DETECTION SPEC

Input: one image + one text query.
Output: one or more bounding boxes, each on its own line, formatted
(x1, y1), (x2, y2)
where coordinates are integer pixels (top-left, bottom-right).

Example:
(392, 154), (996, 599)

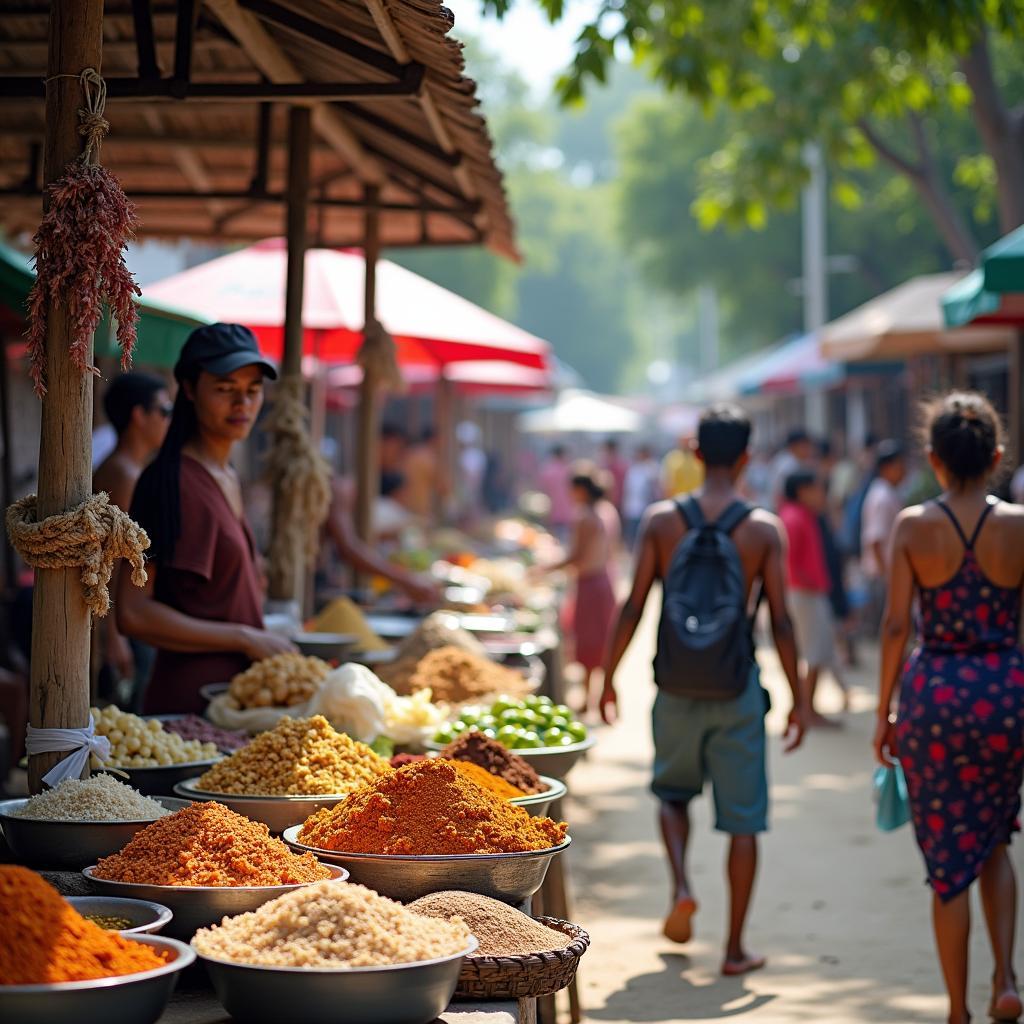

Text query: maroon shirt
(143, 456), (263, 714)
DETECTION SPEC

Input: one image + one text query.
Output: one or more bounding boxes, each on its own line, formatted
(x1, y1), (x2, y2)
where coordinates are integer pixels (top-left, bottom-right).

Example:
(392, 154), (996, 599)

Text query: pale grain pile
(409, 891), (571, 957)
(92, 705), (218, 768)
(12, 774), (169, 822)
(229, 653), (330, 709)
(192, 880), (471, 967)
(195, 715), (390, 796)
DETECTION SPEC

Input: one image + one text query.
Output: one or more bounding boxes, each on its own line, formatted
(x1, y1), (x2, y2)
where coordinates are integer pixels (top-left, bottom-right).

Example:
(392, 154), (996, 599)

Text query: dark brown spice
(439, 730), (545, 794)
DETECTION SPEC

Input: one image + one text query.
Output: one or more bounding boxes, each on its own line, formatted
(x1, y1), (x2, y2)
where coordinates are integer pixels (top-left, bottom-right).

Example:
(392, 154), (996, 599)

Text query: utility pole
(802, 142), (828, 436)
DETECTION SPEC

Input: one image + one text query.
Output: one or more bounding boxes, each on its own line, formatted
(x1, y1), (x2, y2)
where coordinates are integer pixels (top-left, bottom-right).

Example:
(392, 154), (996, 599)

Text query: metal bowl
(0, 934), (194, 1024)
(0, 797), (192, 869)
(291, 631), (359, 660)
(116, 759), (223, 797)
(82, 864), (349, 940)
(510, 775), (567, 818)
(364, 613), (421, 640)
(173, 778), (350, 834)
(66, 896), (174, 935)
(347, 648), (398, 668)
(194, 938), (478, 1024)
(510, 736), (596, 781)
(282, 828), (571, 904)
(198, 681), (229, 704)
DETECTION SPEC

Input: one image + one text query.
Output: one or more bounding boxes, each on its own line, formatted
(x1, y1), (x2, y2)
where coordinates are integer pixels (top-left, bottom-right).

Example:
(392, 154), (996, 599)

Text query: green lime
(548, 715), (570, 731)
(490, 697), (517, 716)
(499, 708), (521, 726)
(556, 733), (576, 746)
(481, 727), (498, 739)
(518, 730), (542, 749)
(497, 725), (519, 741)
(542, 727), (566, 745)
(478, 715), (499, 730)
(450, 720), (468, 735)
(433, 726), (455, 745)
(566, 722), (588, 742)
(554, 704), (573, 719)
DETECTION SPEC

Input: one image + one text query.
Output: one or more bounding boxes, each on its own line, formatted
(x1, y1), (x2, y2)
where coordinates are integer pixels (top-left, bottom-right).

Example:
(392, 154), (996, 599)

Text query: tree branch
(856, 118), (922, 180)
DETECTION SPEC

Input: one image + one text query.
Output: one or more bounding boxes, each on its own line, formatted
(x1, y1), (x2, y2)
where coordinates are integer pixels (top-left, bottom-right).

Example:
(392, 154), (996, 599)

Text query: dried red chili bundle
(25, 70), (140, 397)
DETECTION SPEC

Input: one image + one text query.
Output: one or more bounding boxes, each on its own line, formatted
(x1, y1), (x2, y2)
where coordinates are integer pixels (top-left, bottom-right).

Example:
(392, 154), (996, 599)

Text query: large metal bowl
(173, 778), (350, 833)
(291, 631), (359, 660)
(116, 759), (223, 797)
(363, 613), (421, 640)
(510, 775), (567, 818)
(66, 896), (174, 935)
(0, 796), (192, 869)
(0, 934), (194, 1024)
(82, 863), (349, 940)
(282, 828), (571, 904)
(347, 648), (398, 668)
(194, 938), (478, 1024)
(511, 736), (596, 780)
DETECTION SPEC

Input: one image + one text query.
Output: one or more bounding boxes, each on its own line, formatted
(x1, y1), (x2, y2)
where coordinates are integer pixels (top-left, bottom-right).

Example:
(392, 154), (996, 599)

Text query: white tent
(518, 389), (643, 434)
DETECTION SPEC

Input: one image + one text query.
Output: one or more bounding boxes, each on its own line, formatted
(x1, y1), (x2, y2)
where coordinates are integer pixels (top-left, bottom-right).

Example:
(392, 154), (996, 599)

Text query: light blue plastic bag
(874, 761), (911, 832)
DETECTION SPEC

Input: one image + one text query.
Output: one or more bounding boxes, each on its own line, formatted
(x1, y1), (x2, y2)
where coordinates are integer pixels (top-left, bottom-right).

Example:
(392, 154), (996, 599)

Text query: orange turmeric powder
(443, 758), (526, 799)
(299, 759), (567, 855)
(0, 865), (167, 984)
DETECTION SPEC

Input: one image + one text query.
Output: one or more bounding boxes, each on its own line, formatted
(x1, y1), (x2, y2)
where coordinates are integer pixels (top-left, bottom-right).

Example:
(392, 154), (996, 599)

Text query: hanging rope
(357, 318), (405, 392)
(266, 376), (333, 595)
(26, 67), (140, 397)
(5, 492), (150, 618)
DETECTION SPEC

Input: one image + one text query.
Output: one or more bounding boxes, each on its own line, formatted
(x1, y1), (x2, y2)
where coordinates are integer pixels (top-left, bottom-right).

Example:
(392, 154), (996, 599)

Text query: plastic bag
(307, 664), (388, 743)
(873, 761), (911, 832)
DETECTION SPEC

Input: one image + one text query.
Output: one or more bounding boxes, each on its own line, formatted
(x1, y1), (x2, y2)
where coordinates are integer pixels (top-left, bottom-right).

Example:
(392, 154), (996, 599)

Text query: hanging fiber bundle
(25, 69), (140, 397)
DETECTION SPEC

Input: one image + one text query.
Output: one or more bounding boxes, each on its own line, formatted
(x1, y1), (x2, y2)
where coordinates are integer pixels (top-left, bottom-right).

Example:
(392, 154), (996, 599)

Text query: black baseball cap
(173, 323), (278, 382)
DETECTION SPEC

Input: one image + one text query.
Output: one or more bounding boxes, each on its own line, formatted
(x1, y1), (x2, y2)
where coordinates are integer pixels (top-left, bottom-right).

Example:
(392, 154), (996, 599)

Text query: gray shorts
(788, 589), (835, 668)
(651, 664), (769, 834)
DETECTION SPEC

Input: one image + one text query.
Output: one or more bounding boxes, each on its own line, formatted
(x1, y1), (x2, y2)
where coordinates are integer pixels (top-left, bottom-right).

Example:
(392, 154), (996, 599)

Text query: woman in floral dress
(875, 392), (1024, 1024)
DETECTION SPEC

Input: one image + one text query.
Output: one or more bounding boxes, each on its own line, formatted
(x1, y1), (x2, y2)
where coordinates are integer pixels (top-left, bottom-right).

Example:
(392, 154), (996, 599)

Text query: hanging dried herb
(25, 70), (140, 397)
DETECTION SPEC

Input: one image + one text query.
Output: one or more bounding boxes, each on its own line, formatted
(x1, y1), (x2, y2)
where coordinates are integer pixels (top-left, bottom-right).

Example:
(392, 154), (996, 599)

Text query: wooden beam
(172, 0), (200, 96)
(204, 0), (385, 185)
(343, 103), (461, 167)
(249, 101), (272, 192)
(268, 104), (311, 604)
(29, 0), (104, 792)
(238, 0), (411, 80)
(0, 75), (424, 102)
(354, 186), (381, 548)
(131, 0), (161, 78)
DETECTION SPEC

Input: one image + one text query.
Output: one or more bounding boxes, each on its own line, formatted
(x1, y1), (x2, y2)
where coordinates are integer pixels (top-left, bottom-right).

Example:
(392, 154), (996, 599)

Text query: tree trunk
(28, 2), (105, 792)
(959, 33), (1024, 233)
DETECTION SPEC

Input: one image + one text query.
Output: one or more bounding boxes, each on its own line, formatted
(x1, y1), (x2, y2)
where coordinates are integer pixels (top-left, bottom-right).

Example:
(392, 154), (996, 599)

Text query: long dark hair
(130, 366), (200, 565)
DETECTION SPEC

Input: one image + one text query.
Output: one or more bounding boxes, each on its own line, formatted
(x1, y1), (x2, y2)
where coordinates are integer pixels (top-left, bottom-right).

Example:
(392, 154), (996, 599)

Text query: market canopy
(942, 225), (1024, 327)
(518, 389), (643, 434)
(0, 0), (516, 257)
(0, 240), (208, 363)
(144, 238), (550, 368)
(328, 359), (553, 395)
(821, 272), (1016, 362)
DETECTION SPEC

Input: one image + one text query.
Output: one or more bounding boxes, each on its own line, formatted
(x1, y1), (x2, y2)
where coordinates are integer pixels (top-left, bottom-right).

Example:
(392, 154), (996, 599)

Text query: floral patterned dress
(897, 498), (1024, 902)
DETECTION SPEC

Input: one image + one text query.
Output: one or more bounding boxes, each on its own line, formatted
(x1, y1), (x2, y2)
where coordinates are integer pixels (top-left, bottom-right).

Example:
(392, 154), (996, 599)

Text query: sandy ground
(562, 595), (1024, 1024)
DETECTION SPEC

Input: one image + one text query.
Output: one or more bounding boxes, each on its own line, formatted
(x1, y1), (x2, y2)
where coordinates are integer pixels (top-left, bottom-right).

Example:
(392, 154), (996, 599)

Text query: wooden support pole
(267, 103), (311, 606)
(28, 1), (104, 792)
(0, 340), (16, 593)
(354, 187), (381, 548)
(1010, 330), (1024, 466)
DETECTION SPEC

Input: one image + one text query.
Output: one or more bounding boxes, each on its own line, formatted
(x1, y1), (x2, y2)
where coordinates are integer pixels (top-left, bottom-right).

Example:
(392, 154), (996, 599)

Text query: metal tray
(66, 896), (174, 935)
(281, 828), (571, 904)
(82, 863), (348, 940)
(173, 778), (351, 834)
(0, 796), (191, 869)
(194, 939), (477, 1024)
(0, 934), (194, 1024)
(509, 775), (567, 818)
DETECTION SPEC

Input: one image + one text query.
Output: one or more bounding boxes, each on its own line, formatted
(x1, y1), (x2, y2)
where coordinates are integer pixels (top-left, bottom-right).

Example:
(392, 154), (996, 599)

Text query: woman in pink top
(778, 469), (845, 726)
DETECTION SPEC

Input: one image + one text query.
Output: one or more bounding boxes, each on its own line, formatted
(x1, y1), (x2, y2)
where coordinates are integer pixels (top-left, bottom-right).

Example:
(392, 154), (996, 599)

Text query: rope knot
(77, 67), (109, 163)
(5, 492), (150, 617)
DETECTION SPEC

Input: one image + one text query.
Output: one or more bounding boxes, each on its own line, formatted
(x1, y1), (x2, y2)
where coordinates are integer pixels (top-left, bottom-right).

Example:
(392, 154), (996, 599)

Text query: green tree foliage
(482, 0), (1024, 260)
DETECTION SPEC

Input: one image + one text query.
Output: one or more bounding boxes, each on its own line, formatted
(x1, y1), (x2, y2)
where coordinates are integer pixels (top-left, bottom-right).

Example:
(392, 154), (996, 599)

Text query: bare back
(898, 497), (1024, 592)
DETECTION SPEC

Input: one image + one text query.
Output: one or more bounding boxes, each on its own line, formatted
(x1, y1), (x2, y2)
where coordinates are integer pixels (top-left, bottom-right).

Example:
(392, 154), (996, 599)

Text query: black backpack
(653, 497), (756, 700)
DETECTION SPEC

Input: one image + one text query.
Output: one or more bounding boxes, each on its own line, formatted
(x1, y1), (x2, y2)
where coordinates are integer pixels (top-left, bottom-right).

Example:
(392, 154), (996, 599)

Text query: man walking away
(860, 441), (906, 630)
(601, 404), (805, 977)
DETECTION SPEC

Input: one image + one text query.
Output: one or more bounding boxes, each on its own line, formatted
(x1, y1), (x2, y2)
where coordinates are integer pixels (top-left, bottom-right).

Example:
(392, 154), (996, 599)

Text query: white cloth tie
(25, 714), (111, 787)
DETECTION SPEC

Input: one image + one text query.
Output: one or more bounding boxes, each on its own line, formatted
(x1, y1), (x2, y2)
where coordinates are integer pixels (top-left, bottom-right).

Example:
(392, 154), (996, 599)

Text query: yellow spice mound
(196, 715), (390, 796)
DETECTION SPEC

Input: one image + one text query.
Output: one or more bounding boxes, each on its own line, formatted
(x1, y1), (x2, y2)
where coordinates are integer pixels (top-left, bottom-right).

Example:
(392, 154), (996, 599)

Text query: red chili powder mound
(0, 865), (168, 984)
(93, 801), (332, 886)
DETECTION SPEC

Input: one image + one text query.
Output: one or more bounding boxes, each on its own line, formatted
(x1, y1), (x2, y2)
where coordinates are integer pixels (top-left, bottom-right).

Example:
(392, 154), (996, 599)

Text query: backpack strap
(714, 500), (754, 535)
(675, 496), (705, 531)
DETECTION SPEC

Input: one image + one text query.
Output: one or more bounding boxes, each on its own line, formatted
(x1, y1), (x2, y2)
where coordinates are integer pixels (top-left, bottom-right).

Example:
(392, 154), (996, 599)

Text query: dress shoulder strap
(934, 496), (998, 551)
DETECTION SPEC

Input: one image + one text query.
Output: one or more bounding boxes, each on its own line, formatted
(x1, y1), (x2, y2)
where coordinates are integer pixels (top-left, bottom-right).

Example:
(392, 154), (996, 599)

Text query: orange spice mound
(444, 758), (525, 799)
(93, 801), (332, 886)
(0, 865), (168, 984)
(299, 759), (566, 855)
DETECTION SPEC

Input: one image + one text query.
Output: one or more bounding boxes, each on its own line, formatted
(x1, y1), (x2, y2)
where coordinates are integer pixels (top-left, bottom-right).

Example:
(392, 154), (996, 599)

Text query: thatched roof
(0, 0), (517, 258)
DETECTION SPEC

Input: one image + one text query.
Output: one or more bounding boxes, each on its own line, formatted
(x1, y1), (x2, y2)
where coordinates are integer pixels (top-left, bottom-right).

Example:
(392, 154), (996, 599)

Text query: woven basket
(452, 916), (591, 1001)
